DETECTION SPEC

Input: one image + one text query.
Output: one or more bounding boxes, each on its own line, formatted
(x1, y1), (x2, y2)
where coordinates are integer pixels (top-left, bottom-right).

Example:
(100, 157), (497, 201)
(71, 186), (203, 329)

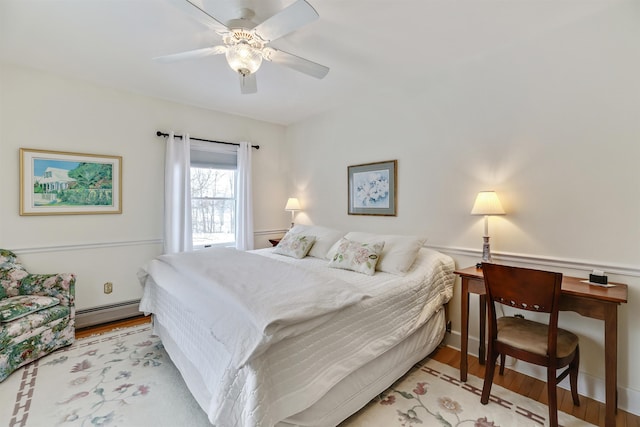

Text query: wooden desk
(455, 266), (628, 427)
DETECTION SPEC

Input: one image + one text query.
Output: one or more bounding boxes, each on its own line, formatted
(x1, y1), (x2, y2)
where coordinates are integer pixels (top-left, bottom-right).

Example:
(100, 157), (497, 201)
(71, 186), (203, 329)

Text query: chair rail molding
(254, 228), (289, 236)
(12, 239), (163, 255)
(11, 230), (289, 254)
(427, 244), (640, 278)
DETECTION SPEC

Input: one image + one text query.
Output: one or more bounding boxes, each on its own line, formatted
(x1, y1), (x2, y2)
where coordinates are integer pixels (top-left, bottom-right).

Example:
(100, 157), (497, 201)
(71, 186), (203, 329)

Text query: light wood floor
(77, 317), (639, 427)
(75, 315), (153, 339)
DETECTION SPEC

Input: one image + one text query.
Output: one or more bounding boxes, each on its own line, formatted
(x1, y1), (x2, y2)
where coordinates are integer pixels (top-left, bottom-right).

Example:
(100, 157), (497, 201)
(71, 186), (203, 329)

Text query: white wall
(0, 63), (290, 311)
(286, 2), (640, 413)
(1, 0), (638, 415)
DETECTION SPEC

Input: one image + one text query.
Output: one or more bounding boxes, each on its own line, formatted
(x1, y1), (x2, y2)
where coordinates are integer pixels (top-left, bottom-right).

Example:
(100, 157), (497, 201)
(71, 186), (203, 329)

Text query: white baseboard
(76, 300), (142, 329)
(443, 331), (640, 416)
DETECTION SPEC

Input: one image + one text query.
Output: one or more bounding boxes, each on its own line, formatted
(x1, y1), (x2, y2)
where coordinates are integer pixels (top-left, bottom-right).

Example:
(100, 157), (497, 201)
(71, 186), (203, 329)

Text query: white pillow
(273, 232), (316, 259)
(288, 224), (345, 259)
(339, 232), (427, 275)
(327, 238), (384, 276)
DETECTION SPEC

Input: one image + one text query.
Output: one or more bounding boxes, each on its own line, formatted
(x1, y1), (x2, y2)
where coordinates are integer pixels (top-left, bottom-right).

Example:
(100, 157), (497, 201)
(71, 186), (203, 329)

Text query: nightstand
(268, 238), (281, 247)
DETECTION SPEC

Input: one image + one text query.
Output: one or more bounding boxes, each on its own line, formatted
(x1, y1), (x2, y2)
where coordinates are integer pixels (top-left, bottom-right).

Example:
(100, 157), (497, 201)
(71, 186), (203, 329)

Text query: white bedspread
(138, 248), (369, 368)
(139, 247), (455, 427)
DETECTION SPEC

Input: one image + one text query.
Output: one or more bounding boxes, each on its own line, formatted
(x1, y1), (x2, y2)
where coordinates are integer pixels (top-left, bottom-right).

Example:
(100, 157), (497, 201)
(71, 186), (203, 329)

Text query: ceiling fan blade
(239, 73), (258, 94)
(267, 49), (329, 79)
(154, 46), (226, 62)
(170, 0), (229, 31)
(253, 0), (319, 42)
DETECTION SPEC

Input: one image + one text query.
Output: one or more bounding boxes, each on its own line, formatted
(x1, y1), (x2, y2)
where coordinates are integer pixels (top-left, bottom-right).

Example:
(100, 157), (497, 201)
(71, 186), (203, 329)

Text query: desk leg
(460, 278), (469, 382)
(604, 304), (618, 427)
(478, 294), (486, 365)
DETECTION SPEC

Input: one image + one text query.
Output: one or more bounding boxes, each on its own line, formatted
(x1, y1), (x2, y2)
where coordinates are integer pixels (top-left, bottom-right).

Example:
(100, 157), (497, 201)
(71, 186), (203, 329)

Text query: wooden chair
(480, 263), (580, 427)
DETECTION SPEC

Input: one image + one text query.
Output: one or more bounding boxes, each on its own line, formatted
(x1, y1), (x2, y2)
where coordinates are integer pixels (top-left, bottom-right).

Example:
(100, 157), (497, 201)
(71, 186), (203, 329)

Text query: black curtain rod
(156, 131), (259, 150)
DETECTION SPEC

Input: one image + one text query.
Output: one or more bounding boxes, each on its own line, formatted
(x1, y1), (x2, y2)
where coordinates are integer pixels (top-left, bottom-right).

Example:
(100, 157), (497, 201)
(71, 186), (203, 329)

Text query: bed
(138, 226), (455, 427)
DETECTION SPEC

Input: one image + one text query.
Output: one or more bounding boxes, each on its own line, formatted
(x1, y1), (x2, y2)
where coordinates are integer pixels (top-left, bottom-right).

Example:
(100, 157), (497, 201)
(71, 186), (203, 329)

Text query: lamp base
(481, 236), (493, 263)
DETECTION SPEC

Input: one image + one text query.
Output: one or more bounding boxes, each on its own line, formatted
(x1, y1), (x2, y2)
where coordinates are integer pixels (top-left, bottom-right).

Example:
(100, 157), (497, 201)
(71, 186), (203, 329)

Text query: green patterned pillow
(273, 232), (316, 259)
(0, 295), (60, 322)
(328, 238), (385, 276)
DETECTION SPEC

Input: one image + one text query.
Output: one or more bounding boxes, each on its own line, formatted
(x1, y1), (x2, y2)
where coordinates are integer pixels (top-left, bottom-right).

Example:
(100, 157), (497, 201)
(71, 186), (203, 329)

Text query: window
(190, 145), (237, 248)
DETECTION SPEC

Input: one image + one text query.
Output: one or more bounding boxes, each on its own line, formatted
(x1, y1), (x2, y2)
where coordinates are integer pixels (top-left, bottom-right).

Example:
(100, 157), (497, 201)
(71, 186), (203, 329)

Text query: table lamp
(471, 191), (505, 263)
(284, 197), (301, 228)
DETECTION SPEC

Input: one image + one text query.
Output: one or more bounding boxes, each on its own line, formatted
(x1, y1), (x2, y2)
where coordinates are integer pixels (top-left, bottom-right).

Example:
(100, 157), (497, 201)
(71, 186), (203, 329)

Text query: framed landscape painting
(348, 160), (397, 216)
(20, 148), (122, 215)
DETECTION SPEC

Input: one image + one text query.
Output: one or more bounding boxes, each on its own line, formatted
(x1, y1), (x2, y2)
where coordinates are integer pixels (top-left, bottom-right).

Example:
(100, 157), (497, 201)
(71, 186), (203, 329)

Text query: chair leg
(547, 367), (559, 427)
(481, 350), (499, 405)
(499, 353), (506, 375)
(570, 346), (580, 406)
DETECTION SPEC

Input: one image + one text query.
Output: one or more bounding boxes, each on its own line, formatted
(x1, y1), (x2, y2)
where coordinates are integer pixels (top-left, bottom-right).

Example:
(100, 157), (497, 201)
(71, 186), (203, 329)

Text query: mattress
(139, 247), (454, 427)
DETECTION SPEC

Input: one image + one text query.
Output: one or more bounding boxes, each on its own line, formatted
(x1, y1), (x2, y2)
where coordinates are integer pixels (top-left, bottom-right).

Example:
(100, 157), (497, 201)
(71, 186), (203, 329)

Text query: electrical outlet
(104, 282), (113, 294)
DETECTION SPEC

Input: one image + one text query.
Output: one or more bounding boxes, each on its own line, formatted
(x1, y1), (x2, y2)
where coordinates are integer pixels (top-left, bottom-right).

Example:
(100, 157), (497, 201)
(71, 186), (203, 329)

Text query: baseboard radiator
(75, 299), (142, 329)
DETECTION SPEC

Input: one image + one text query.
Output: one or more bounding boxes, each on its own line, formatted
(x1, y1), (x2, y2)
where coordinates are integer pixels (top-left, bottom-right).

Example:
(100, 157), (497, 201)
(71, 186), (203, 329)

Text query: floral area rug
(0, 324), (209, 427)
(0, 324), (594, 427)
(342, 359), (594, 427)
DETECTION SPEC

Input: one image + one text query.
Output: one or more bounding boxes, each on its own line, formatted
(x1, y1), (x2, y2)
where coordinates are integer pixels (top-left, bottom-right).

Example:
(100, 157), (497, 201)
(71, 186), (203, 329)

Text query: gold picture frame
(20, 148), (122, 215)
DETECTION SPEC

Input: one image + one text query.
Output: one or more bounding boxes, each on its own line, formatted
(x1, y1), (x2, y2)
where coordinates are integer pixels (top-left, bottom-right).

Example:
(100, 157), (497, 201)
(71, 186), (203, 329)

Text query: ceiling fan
(156, 0), (330, 94)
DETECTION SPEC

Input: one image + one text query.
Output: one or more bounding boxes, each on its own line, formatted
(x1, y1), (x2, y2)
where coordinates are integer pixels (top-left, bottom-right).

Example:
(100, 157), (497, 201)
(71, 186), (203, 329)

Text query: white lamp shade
(471, 191), (505, 215)
(285, 198), (301, 211)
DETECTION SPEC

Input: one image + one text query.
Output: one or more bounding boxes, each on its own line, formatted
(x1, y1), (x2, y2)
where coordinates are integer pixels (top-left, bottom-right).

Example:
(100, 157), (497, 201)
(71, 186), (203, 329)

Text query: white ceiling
(0, 0), (616, 125)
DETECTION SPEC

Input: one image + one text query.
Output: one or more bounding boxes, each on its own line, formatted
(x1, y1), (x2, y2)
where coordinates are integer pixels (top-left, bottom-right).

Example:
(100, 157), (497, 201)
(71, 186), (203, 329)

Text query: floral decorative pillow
(288, 224), (345, 259)
(273, 233), (317, 259)
(0, 294), (60, 323)
(328, 238), (385, 276)
(342, 232), (427, 275)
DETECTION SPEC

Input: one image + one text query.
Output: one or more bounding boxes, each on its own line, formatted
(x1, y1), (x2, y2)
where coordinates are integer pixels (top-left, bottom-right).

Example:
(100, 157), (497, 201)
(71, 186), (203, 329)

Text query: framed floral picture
(20, 148), (122, 215)
(348, 160), (397, 216)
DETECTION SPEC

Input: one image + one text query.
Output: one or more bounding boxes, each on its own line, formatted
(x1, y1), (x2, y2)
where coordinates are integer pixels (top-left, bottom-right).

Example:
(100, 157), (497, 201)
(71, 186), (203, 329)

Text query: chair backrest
(482, 263), (563, 315)
(482, 263), (564, 358)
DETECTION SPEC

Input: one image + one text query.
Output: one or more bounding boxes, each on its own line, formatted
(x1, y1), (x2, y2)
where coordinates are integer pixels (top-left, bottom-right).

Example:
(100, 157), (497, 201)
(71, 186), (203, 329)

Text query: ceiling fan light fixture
(159, 0), (330, 94)
(225, 41), (263, 76)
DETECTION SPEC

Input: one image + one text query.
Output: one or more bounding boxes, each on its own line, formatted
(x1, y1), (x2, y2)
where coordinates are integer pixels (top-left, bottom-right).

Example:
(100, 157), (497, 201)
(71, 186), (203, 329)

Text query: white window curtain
(164, 132), (193, 254)
(236, 141), (254, 250)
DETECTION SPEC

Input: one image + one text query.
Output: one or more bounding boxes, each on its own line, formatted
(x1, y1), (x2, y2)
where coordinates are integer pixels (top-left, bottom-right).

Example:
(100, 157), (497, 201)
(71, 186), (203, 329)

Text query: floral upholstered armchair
(0, 249), (76, 382)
